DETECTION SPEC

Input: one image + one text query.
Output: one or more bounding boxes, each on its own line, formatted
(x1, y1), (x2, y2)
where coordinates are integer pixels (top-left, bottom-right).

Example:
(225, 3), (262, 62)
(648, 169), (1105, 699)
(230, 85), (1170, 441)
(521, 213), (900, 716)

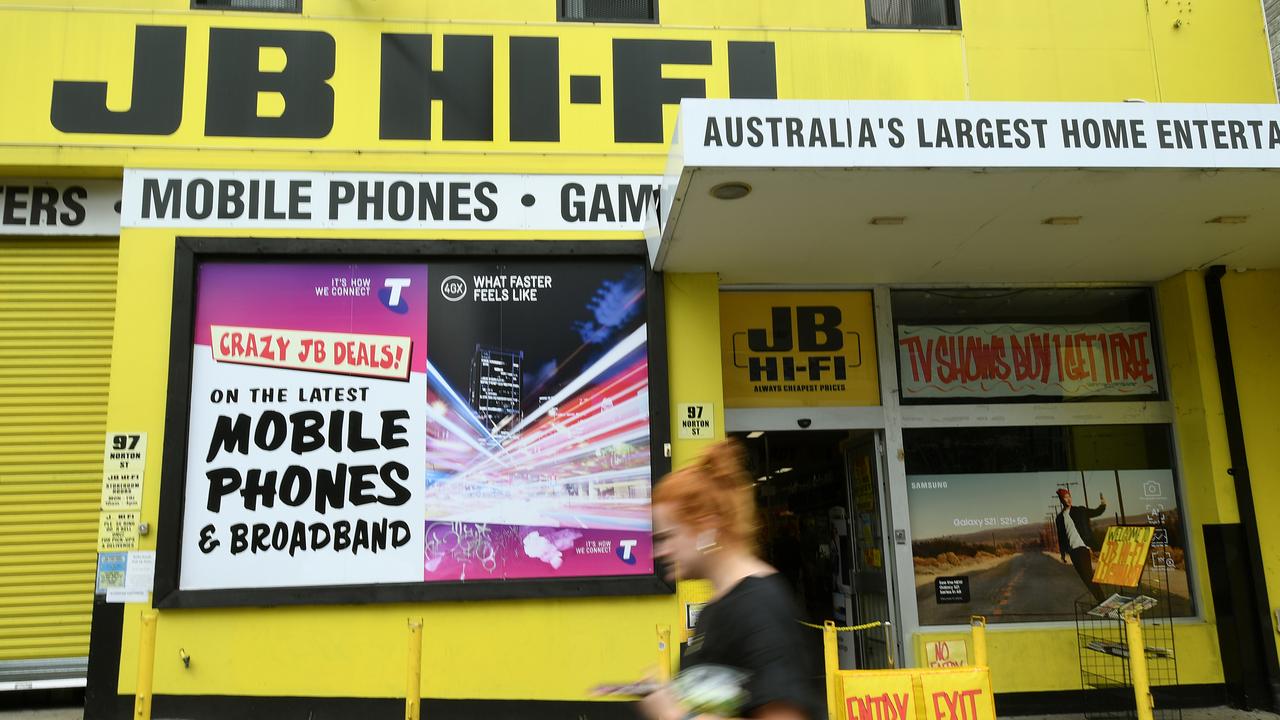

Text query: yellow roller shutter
(0, 238), (117, 683)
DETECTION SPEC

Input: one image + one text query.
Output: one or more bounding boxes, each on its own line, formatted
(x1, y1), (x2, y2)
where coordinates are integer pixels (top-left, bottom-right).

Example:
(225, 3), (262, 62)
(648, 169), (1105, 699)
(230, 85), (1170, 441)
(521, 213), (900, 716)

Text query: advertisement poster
(908, 469), (1191, 624)
(1092, 526), (1156, 588)
(180, 260), (653, 592)
(897, 323), (1158, 399)
(422, 261), (652, 581)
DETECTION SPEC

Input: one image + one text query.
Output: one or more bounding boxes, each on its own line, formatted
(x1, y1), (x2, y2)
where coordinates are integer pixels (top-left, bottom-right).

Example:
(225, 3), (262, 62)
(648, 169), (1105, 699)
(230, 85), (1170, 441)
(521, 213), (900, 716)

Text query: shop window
(904, 424), (1193, 625)
(891, 288), (1164, 405)
(560, 0), (657, 23)
(192, 0), (301, 12)
(867, 0), (960, 29)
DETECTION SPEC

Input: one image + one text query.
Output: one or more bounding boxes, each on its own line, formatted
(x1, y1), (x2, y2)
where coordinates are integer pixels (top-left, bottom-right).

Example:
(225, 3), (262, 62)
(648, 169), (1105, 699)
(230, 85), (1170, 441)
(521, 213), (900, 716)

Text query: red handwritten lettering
(1112, 331), (1153, 382)
(849, 692), (912, 720)
(933, 691), (956, 720)
(899, 336), (930, 382)
(216, 330), (290, 363)
(931, 689), (984, 720)
(962, 688), (982, 719)
(891, 692), (909, 720)
(903, 326), (1154, 395)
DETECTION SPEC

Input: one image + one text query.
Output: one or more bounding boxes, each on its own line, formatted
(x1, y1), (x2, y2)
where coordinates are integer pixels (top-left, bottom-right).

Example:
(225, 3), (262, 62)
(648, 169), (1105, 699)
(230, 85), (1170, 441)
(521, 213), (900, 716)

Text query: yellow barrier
(812, 616), (997, 720)
(799, 620), (884, 632)
(1124, 613), (1155, 720)
(805, 619), (891, 717)
(656, 625), (673, 682)
(405, 618), (423, 720)
(812, 618), (988, 671)
(824, 622), (841, 720)
(970, 617), (988, 668)
(838, 667), (996, 720)
(134, 611), (158, 720)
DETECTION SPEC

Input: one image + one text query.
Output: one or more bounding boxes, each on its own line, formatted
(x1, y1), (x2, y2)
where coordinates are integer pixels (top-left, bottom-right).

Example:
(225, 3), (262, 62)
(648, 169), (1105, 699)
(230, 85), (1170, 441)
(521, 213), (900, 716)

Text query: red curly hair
(652, 439), (759, 552)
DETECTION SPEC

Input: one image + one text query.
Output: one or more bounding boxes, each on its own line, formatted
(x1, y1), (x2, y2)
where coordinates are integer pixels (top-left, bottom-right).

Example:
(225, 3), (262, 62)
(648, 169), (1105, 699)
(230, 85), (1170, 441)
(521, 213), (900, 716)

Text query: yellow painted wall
(914, 624), (1226, 693)
(0, 0), (1273, 175)
(1221, 270), (1280, 660)
(665, 273), (727, 467)
(663, 273), (725, 656)
(6, 0), (1276, 703)
(1157, 273), (1239, 529)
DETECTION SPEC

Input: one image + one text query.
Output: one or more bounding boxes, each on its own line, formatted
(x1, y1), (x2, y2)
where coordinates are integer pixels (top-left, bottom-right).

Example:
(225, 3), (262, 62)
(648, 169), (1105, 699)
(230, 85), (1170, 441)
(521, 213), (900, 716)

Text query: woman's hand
(638, 686), (692, 720)
(637, 688), (732, 720)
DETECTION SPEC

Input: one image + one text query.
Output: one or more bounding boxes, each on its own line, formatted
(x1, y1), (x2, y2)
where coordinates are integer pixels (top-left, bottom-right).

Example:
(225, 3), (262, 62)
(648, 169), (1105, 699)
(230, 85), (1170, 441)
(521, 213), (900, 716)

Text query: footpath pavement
(0, 706), (1277, 720)
(1005, 711), (1277, 720)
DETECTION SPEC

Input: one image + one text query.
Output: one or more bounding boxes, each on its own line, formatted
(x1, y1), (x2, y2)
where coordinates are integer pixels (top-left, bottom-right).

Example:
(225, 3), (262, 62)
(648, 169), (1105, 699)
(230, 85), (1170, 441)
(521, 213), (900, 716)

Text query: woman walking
(639, 440), (826, 720)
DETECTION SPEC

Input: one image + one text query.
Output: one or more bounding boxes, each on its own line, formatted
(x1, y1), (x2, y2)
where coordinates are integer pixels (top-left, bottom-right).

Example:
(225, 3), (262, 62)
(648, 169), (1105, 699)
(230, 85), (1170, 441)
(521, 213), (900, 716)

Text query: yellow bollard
(134, 611), (158, 720)
(656, 625), (673, 682)
(823, 621), (840, 720)
(1124, 613), (1155, 720)
(405, 618), (423, 720)
(970, 616), (988, 668)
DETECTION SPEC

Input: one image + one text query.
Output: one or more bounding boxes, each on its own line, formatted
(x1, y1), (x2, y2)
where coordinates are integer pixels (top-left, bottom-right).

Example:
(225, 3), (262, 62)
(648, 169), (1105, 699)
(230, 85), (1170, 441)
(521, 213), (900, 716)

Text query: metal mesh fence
(1075, 532), (1182, 720)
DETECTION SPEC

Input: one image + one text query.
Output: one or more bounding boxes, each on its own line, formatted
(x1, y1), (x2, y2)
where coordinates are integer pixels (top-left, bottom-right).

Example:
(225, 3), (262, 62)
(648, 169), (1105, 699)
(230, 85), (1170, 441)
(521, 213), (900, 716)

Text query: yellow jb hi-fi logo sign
(41, 23), (777, 147)
(719, 292), (879, 409)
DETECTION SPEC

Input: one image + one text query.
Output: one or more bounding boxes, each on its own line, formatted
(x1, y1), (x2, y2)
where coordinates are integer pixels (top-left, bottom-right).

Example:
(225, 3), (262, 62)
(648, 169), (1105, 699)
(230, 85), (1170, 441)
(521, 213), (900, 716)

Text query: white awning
(648, 99), (1280, 283)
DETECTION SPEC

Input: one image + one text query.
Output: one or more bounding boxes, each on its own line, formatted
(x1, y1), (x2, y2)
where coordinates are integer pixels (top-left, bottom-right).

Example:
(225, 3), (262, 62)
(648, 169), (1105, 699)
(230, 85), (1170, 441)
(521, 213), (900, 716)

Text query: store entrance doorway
(735, 430), (899, 670)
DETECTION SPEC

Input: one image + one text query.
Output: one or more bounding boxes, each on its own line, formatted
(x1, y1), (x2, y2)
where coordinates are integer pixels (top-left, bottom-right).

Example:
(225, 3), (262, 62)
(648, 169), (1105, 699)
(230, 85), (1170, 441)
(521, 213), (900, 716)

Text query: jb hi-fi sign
(719, 292), (881, 409)
(741, 306), (860, 385)
(49, 27), (777, 143)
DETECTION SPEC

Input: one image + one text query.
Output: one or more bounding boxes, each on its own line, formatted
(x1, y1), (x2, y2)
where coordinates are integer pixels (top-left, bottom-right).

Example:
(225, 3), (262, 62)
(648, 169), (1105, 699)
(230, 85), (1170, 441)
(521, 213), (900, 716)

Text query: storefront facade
(1, 0), (1279, 716)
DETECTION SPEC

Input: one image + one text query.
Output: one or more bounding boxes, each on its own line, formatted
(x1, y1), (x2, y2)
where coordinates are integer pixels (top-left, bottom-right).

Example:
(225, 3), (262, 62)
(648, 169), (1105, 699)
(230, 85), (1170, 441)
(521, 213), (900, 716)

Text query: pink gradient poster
(181, 263), (430, 590)
(179, 259), (654, 592)
(421, 260), (653, 582)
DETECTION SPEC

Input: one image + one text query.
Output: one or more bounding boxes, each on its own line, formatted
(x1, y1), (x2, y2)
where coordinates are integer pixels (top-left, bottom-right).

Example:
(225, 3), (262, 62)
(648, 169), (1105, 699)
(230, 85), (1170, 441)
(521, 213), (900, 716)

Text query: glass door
(841, 431), (899, 668)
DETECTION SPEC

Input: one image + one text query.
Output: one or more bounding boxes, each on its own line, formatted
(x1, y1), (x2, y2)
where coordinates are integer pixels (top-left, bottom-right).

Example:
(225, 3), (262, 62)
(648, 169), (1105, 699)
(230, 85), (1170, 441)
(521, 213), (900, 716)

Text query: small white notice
(106, 550), (156, 604)
(125, 551), (156, 593)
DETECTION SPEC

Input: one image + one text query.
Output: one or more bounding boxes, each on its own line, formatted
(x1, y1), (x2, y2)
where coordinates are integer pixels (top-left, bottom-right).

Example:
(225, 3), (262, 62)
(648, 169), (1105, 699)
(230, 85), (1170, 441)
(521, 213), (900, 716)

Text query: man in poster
(1056, 488), (1107, 601)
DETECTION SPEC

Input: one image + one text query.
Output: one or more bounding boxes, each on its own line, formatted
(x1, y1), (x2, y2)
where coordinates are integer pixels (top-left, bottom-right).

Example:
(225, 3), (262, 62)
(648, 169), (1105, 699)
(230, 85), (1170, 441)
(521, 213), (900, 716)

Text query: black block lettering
(380, 34), (494, 141)
(510, 37), (559, 141)
(205, 29), (335, 138)
(612, 39), (711, 143)
(727, 42), (778, 99)
(51, 26), (186, 135)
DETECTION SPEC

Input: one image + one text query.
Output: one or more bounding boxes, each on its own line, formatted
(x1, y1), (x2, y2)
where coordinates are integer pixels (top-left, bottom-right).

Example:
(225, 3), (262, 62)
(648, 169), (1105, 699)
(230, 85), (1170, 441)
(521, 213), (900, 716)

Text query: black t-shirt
(683, 574), (827, 720)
